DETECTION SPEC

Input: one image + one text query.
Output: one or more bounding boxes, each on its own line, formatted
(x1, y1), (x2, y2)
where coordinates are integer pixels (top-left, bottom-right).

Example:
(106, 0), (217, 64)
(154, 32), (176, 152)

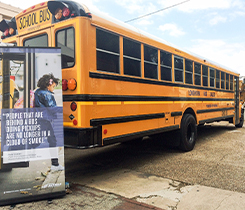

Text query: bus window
(226, 73), (229, 90)
(160, 50), (172, 81)
(202, 65), (208, 87)
(96, 28), (119, 73)
(210, 68), (215, 87)
(221, 71), (225, 89)
(230, 75), (234, 90)
(216, 70), (220, 88)
(144, 45), (158, 79)
(123, 38), (141, 77)
(174, 56), (183, 83)
(194, 63), (201, 86)
(56, 27), (75, 68)
(185, 59), (193, 84)
(24, 34), (48, 47)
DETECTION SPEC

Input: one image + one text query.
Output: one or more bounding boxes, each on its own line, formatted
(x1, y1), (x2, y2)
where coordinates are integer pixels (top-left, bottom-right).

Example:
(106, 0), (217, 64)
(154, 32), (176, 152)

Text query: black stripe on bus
(89, 72), (234, 93)
(63, 94), (234, 102)
(171, 111), (182, 117)
(103, 125), (179, 145)
(197, 107), (234, 114)
(90, 113), (165, 126)
(199, 115), (234, 124)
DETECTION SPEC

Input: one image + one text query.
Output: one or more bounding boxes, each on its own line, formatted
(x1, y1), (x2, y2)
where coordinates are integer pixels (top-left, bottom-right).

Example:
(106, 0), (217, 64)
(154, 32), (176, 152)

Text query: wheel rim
(187, 123), (194, 144)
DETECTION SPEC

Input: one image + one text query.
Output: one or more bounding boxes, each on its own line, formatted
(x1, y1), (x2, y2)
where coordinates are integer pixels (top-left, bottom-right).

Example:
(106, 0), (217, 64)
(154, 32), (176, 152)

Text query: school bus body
(0, 0), (242, 151)
(60, 12), (240, 148)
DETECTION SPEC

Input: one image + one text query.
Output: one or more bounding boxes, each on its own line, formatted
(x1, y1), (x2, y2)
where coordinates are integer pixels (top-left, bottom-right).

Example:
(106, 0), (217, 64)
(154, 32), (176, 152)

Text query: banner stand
(0, 47), (65, 206)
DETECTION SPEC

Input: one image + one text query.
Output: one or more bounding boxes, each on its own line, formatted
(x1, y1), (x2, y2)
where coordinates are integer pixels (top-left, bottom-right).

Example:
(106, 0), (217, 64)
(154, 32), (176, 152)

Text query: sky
(1, 0), (245, 76)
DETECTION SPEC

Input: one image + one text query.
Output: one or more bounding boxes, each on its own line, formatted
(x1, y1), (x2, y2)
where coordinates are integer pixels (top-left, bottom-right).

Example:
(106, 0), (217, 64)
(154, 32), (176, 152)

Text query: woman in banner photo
(35, 73), (64, 172)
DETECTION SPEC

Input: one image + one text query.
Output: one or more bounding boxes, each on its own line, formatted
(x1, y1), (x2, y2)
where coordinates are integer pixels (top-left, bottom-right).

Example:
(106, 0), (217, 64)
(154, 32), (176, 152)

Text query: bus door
(235, 76), (240, 124)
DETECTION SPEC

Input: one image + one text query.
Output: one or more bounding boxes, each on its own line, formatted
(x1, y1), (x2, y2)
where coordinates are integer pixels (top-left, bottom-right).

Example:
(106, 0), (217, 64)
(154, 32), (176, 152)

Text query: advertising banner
(0, 47), (65, 206)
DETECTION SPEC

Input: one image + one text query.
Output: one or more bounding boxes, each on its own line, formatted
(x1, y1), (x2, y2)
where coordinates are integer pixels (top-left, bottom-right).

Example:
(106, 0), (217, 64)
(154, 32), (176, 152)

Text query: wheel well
(183, 108), (197, 123)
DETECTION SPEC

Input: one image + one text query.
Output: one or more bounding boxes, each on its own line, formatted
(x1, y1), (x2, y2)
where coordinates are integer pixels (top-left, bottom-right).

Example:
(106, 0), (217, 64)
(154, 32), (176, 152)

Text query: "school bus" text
(19, 9), (51, 30)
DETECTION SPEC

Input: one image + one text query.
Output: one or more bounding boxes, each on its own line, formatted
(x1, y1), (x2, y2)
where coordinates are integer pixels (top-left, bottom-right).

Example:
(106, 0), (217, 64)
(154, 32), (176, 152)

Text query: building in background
(0, 2), (22, 41)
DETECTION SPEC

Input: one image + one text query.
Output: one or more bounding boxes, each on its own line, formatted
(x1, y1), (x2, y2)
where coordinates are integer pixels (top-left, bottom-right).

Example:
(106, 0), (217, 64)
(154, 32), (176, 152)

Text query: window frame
(185, 59), (193, 85)
(216, 69), (220, 89)
(55, 27), (75, 69)
(221, 71), (225, 89)
(123, 37), (141, 77)
(230, 75), (234, 90)
(96, 28), (120, 74)
(202, 65), (208, 87)
(210, 68), (215, 87)
(174, 55), (184, 83)
(144, 45), (158, 80)
(226, 73), (229, 90)
(160, 50), (172, 82)
(194, 63), (201, 86)
(23, 33), (48, 47)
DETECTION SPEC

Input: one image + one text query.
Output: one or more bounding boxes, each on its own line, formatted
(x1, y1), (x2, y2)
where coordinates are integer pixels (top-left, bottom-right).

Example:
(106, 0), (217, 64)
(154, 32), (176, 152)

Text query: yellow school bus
(0, 0), (243, 153)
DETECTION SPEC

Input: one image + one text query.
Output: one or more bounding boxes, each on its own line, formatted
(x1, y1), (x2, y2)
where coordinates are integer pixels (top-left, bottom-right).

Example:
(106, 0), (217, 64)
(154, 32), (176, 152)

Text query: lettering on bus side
(210, 92), (215, 97)
(19, 9), (51, 30)
(222, 110), (228, 116)
(206, 104), (218, 108)
(188, 90), (200, 96)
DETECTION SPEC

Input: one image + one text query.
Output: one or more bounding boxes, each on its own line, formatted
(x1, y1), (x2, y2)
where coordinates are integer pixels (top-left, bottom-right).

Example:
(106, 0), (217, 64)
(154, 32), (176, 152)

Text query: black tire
(235, 109), (244, 128)
(179, 114), (197, 152)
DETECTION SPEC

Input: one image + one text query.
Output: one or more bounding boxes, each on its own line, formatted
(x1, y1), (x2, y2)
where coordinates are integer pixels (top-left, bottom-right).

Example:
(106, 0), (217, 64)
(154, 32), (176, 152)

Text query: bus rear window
(56, 27), (75, 68)
(24, 34), (48, 47)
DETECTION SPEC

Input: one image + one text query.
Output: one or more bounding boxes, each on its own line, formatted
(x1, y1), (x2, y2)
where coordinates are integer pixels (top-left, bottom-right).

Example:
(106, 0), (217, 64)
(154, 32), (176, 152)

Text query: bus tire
(235, 109), (244, 128)
(179, 114), (197, 152)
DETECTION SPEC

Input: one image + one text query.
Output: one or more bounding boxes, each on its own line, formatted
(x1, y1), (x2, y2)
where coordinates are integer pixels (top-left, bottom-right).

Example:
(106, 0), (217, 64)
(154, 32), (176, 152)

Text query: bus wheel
(179, 114), (197, 152)
(235, 109), (244, 128)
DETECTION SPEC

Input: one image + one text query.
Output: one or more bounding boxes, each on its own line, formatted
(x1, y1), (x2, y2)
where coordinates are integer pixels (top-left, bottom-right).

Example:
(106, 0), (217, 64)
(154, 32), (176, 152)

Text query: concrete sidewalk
(66, 181), (245, 210)
(1, 170), (245, 209)
(70, 169), (245, 210)
(70, 183), (245, 210)
(0, 183), (163, 210)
